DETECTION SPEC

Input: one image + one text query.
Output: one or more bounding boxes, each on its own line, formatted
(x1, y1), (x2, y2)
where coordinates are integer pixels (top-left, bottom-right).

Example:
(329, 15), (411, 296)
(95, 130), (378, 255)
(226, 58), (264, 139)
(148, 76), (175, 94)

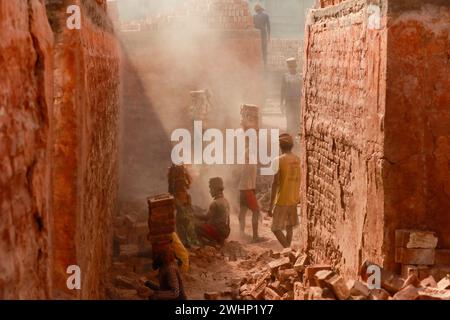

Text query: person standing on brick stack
(268, 133), (301, 248)
(253, 3), (271, 68)
(281, 57), (302, 137)
(195, 177), (231, 246)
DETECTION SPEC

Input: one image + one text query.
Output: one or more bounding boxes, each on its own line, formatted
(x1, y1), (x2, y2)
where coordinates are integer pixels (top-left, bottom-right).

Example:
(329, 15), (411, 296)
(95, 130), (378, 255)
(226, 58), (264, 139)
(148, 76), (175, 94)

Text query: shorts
(197, 223), (228, 243)
(271, 205), (299, 232)
(239, 190), (259, 212)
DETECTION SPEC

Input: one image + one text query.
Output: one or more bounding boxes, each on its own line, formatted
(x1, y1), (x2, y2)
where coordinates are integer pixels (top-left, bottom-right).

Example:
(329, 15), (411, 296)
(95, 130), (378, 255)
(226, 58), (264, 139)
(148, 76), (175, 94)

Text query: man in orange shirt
(268, 133), (301, 248)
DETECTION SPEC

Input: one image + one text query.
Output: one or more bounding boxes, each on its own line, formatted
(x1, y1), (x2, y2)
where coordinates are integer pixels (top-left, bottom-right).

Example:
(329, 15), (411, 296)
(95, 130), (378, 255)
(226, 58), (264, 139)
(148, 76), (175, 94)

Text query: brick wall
(267, 38), (303, 72)
(122, 0), (254, 32)
(0, 0), (54, 299)
(301, 0), (450, 276)
(0, 0), (120, 299)
(46, 0), (120, 299)
(384, 0), (450, 271)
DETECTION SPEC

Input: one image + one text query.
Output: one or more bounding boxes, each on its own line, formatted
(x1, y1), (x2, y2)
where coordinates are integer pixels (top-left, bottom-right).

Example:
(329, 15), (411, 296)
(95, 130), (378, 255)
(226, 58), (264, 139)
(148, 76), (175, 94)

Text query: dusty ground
(184, 211), (302, 299)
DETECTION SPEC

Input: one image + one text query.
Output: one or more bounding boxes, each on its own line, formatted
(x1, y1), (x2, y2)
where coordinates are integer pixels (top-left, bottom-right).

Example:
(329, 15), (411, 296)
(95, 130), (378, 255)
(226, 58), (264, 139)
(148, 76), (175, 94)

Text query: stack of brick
(125, 0), (253, 32)
(240, 104), (259, 130)
(396, 230), (450, 281)
(147, 194), (176, 245)
(267, 39), (303, 72)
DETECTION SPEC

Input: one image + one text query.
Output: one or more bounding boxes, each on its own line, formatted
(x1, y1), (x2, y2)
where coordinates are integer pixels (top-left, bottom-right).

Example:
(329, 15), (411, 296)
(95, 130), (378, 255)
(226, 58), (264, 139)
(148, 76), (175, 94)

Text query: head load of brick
(240, 104), (259, 130)
(147, 194), (176, 245)
(168, 164), (193, 206)
(189, 89), (213, 124)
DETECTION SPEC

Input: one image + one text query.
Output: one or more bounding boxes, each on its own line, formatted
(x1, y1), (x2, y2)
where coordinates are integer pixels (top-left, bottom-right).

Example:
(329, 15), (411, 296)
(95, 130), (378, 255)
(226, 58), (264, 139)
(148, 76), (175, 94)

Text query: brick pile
(240, 104), (259, 130)
(396, 230), (450, 281)
(122, 0), (253, 32)
(267, 39), (303, 71)
(203, 248), (450, 300)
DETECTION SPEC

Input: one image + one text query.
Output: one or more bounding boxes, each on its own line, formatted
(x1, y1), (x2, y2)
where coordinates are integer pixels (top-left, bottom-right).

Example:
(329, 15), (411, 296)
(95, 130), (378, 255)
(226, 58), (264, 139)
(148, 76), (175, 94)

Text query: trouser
(259, 31), (268, 67)
(286, 99), (300, 136)
(239, 190), (260, 238)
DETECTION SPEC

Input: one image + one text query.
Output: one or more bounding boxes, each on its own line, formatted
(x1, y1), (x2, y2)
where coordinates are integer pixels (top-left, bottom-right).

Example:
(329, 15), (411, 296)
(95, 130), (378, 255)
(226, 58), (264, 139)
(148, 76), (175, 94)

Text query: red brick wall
(0, 0), (54, 299)
(384, 0), (450, 271)
(0, 0), (120, 299)
(301, 0), (450, 276)
(300, 0), (387, 277)
(46, 0), (120, 299)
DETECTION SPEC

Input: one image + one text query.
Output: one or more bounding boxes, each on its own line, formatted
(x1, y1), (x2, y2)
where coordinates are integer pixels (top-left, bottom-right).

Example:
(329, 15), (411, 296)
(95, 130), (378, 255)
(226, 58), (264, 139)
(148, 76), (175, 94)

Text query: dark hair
(280, 143), (293, 152)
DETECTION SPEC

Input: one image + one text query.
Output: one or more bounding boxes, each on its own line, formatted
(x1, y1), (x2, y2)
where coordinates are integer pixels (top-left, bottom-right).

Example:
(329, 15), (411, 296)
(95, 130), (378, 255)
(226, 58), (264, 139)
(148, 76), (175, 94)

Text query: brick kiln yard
(2, 0), (450, 301)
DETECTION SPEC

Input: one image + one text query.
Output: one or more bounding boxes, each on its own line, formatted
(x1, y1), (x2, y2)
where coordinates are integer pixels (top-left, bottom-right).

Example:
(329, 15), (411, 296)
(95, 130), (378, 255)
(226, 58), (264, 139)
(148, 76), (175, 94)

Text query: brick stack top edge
(121, 0), (253, 32)
(318, 0), (345, 8)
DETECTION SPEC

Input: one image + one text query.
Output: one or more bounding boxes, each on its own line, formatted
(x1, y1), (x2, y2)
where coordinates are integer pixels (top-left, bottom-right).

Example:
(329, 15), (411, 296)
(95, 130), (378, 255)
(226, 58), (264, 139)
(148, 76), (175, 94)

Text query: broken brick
(305, 264), (332, 282)
(393, 285), (420, 300)
(417, 287), (450, 300)
(293, 282), (306, 300)
(437, 275), (450, 290)
(278, 268), (298, 282)
(395, 230), (438, 249)
(306, 287), (324, 300)
(346, 279), (370, 297)
(361, 261), (406, 294)
(293, 254), (309, 272)
(324, 274), (350, 300)
(264, 287), (281, 300)
(314, 270), (335, 288)
(420, 276), (437, 288)
(369, 288), (391, 300)
(250, 270), (271, 299)
(268, 257), (291, 272)
(401, 274), (420, 289)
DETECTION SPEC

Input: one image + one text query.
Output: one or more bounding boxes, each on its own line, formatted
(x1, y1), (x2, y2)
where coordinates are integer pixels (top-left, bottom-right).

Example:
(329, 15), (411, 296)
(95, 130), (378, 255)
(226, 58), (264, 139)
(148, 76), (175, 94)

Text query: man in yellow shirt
(268, 133), (300, 248)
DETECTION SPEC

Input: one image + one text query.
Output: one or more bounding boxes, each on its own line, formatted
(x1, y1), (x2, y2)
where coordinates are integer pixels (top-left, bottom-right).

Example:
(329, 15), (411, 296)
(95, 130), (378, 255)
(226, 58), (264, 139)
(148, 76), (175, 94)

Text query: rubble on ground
(209, 247), (450, 301)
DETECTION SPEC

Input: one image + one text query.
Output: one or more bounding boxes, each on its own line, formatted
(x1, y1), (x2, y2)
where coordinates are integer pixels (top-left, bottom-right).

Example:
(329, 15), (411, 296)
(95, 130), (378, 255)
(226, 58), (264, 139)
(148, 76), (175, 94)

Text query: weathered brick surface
(300, 0), (387, 276)
(0, 0), (54, 299)
(1, 0), (120, 299)
(46, 0), (120, 299)
(301, 0), (450, 276)
(383, 0), (450, 270)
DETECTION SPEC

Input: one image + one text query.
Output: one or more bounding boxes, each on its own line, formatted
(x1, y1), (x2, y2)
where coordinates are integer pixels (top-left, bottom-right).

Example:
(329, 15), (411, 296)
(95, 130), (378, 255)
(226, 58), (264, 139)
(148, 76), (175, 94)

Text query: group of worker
(144, 132), (301, 300)
(143, 4), (302, 301)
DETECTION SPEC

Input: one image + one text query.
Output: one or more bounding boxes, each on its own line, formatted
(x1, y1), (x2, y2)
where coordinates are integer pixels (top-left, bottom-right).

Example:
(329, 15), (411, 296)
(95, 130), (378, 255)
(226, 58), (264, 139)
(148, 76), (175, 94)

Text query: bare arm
(268, 172), (279, 216)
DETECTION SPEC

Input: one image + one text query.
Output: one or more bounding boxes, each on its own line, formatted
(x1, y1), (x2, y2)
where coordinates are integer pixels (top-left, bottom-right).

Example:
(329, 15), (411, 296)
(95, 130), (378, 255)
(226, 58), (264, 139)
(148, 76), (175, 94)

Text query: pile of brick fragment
(204, 230), (450, 300)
